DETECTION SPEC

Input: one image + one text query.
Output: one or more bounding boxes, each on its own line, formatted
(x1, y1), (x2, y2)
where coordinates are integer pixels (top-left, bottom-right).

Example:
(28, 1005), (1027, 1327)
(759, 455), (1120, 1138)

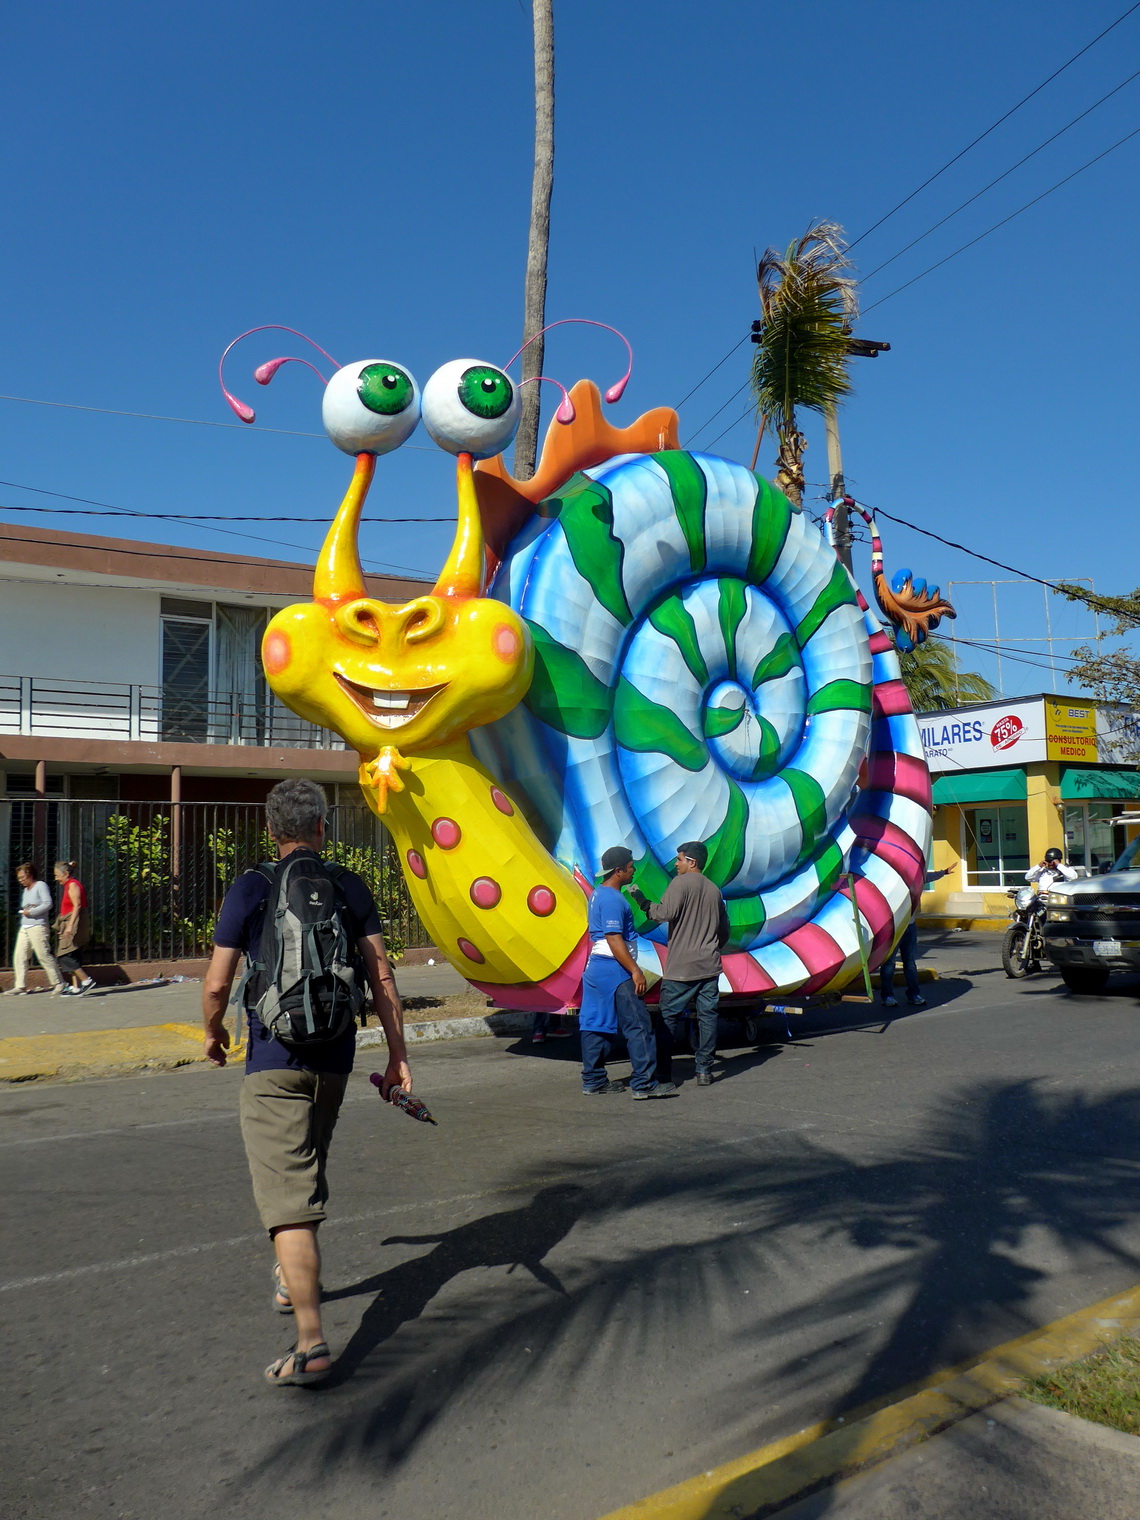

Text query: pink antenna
(218, 324), (341, 424)
(518, 375), (576, 424)
(254, 356), (330, 386)
(502, 318), (633, 405)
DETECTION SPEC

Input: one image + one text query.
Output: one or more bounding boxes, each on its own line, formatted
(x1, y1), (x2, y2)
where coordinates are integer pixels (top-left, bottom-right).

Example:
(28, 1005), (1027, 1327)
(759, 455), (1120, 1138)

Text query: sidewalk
(602, 1284), (1140, 1520)
(0, 961), (532, 1082)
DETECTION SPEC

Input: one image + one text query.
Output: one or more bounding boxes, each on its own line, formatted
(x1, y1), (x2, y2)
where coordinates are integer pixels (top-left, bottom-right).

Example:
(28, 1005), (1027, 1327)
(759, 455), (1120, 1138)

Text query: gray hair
(265, 778), (328, 842)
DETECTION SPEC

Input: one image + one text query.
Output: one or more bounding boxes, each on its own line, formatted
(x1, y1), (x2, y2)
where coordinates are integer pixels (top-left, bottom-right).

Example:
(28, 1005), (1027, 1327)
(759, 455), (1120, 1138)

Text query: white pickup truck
(1041, 817), (1140, 993)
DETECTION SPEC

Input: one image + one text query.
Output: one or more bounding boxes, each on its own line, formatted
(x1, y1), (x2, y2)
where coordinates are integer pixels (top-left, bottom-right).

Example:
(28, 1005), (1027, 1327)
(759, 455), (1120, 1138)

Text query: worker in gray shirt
(627, 841), (729, 1087)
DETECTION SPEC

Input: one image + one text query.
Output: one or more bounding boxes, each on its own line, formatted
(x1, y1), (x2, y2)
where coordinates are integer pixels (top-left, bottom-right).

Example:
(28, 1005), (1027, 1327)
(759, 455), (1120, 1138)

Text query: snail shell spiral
(472, 450), (932, 996)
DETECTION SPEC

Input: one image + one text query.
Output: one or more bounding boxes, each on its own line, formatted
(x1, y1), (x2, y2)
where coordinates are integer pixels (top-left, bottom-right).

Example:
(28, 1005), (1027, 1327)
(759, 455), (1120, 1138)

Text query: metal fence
(0, 674), (345, 750)
(0, 799), (430, 967)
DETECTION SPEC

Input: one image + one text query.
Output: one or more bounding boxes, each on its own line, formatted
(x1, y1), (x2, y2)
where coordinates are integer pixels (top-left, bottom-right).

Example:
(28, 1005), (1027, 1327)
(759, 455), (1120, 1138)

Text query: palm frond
(751, 221), (859, 434)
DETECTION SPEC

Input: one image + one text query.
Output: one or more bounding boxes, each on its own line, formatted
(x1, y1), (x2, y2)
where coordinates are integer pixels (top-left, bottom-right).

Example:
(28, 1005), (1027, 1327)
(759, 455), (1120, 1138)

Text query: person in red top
(53, 861), (95, 995)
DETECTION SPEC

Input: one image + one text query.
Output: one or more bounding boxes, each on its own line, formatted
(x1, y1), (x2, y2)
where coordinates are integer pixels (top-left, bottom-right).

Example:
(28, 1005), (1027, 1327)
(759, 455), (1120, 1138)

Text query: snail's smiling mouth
(335, 673), (448, 729)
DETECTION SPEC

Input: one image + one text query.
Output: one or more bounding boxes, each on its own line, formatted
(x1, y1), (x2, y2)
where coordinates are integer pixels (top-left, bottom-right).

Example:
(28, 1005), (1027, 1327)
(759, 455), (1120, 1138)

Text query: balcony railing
(0, 674), (345, 750)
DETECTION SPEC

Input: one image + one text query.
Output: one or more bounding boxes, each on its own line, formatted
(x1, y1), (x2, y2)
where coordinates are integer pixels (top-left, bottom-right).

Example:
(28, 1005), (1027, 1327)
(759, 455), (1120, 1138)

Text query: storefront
(918, 695), (1140, 922)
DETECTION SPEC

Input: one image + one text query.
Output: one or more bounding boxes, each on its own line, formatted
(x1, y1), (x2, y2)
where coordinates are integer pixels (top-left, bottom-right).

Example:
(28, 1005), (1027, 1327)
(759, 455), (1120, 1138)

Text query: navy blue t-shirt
(213, 849), (381, 1074)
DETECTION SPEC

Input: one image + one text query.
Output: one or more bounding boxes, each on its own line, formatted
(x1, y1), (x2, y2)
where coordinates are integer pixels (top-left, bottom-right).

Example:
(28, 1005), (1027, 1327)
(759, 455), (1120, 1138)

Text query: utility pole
(825, 335), (890, 573)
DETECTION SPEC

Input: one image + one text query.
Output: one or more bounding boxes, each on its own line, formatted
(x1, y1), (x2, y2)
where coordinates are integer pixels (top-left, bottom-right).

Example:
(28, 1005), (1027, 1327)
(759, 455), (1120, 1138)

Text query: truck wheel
(1059, 967), (1109, 995)
(1002, 926), (1031, 979)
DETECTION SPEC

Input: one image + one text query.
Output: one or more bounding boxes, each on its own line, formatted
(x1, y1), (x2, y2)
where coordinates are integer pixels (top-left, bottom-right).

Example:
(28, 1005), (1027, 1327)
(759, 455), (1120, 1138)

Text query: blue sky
(2, 0), (1137, 696)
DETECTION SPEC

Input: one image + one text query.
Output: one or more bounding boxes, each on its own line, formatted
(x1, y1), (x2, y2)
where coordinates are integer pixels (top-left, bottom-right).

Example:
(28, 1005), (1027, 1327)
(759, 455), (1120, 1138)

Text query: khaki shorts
(239, 1068), (349, 1234)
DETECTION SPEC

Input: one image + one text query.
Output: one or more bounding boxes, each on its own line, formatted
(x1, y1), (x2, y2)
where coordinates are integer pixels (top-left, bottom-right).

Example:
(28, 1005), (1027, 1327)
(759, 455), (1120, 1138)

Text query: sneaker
(531, 1032), (547, 1045)
(909, 994), (927, 1007)
(78, 978), (97, 992)
(49, 985), (65, 995)
(582, 1080), (627, 1096)
(59, 986), (84, 996)
(3, 988), (27, 996)
(695, 1072), (714, 1087)
(882, 996), (898, 1008)
(632, 1082), (679, 1100)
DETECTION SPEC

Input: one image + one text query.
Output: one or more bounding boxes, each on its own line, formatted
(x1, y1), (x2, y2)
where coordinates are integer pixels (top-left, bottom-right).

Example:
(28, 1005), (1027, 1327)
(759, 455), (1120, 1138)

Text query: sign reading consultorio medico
(920, 695), (1109, 773)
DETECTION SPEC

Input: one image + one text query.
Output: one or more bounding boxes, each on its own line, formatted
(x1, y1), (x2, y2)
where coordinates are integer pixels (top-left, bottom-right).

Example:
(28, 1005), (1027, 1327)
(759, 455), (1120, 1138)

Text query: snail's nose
(395, 596), (446, 646)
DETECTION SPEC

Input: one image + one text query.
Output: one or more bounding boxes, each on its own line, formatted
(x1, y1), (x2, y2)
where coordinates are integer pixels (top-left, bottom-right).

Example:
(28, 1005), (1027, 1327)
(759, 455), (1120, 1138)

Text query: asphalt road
(3, 934), (1138, 1520)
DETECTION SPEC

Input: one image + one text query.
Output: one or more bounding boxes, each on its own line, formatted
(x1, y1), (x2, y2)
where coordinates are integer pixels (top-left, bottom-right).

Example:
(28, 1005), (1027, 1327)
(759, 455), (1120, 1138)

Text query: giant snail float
(220, 321), (955, 1012)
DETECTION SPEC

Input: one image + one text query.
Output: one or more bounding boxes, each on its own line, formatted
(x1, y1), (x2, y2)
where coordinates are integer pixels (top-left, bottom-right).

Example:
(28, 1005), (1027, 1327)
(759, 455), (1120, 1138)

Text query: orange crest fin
(473, 380), (680, 576)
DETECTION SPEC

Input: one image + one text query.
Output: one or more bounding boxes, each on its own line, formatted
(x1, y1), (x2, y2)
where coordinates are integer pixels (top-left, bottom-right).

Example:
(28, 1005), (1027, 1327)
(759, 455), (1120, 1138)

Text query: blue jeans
(657, 977), (720, 1078)
(881, 920), (921, 1002)
(581, 978), (659, 1092)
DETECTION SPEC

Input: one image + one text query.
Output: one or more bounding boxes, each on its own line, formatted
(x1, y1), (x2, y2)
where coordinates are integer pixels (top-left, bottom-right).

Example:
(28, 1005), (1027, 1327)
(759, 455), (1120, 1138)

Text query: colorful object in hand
(236, 328), (939, 1011)
(369, 1073), (438, 1125)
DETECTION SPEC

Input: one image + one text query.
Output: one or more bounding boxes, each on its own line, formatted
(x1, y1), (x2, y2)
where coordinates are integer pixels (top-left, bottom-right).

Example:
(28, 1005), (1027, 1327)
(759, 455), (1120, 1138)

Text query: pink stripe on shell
(872, 679), (913, 718)
(865, 751), (933, 810)
(782, 921), (847, 996)
(721, 952), (777, 995)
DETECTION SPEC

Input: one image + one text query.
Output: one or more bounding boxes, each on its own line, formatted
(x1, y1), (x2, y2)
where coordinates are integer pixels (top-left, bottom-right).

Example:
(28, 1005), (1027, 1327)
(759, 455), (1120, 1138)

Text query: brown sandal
(264, 1342), (331, 1387)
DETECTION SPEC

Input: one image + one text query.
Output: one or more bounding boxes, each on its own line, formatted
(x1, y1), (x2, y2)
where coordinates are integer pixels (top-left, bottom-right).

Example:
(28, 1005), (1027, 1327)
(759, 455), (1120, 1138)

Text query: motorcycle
(1002, 883), (1045, 978)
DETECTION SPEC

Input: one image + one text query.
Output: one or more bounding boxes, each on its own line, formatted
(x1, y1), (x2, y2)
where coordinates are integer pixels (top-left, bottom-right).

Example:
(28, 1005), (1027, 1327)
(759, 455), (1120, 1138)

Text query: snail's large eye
(322, 359), (420, 456)
(421, 358), (521, 459)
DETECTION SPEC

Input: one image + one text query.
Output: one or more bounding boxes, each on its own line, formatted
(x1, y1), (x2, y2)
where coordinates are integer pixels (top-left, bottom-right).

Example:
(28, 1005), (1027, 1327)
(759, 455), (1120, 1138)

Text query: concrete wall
(0, 577), (161, 687)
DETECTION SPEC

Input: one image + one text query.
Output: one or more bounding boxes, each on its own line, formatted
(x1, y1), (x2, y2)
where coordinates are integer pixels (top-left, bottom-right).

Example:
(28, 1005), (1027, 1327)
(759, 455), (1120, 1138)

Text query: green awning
(931, 768), (1027, 805)
(1060, 766), (1140, 801)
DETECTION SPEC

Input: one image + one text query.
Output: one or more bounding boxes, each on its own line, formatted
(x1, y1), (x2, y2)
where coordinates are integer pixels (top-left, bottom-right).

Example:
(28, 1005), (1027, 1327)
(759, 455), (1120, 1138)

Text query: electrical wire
(672, 333), (751, 411)
(682, 379), (753, 448)
(0, 528), (432, 581)
(848, 0), (1140, 251)
(0, 502), (453, 523)
(862, 123), (1140, 313)
(0, 392), (438, 449)
(862, 65), (1140, 282)
(854, 496), (1140, 630)
(702, 406), (757, 453)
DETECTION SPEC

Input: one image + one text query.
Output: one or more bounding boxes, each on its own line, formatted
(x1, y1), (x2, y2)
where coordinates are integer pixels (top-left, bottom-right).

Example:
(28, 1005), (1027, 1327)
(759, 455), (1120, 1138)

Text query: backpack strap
(227, 862), (284, 1018)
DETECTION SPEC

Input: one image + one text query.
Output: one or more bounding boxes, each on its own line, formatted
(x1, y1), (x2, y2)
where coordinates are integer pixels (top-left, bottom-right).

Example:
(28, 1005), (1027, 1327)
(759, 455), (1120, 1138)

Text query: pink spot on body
(490, 787), (514, 816)
(492, 623), (521, 662)
(406, 850), (426, 879)
(432, 817), (461, 849)
(457, 938), (485, 964)
(263, 630), (291, 675)
(527, 886), (556, 917)
(470, 877), (502, 909)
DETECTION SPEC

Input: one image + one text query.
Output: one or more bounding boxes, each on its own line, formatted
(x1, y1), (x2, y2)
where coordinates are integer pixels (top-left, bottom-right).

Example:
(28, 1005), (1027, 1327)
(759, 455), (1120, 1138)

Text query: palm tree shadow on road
(239, 1079), (1140, 1511)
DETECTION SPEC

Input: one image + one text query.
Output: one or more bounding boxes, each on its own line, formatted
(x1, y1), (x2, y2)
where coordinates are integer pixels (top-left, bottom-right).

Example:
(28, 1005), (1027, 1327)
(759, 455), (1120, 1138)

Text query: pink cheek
(492, 623), (521, 662)
(263, 631), (292, 676)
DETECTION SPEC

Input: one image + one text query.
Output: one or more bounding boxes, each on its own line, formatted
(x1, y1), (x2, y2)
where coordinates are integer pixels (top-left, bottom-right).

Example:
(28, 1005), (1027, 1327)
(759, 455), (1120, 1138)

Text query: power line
(0, 391), (438, 449)
(0, 528), (433, 581)
(702, 405), (756, 453)
(848, 0), (1140, 251)
(0, 503), (453, 524)
(862, 65), (1140, 282)
(855, 495), (1140, 629)
(672, 333), (751, 411)
(682, 379), (753, 448)
(861, 122), (1140, 314)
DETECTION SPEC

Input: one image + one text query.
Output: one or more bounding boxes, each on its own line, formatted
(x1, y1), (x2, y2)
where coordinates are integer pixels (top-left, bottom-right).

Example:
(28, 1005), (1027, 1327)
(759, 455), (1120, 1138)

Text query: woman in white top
(5, 861), (63, 994)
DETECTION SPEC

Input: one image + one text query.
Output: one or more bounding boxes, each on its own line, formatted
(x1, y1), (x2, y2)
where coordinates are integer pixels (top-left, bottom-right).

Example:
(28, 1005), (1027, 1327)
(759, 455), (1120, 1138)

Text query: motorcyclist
(1025, 848), (1078, 892)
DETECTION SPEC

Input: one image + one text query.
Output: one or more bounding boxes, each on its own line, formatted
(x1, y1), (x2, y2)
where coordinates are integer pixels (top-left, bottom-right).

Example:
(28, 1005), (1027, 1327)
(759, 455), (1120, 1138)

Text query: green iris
(357, 363), (415, 416)
(458, 365), (513, 420)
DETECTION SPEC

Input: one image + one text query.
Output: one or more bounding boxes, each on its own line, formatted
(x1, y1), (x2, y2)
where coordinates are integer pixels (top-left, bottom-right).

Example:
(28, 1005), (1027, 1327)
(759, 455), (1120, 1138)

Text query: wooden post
(33, 761), (48, 868)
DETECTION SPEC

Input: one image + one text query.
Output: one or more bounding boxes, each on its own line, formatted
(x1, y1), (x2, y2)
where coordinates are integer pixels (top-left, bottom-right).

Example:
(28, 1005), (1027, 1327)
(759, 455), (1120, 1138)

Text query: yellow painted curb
(0, 1023), (243, 1082)
(598, 1283), (1140, 1520)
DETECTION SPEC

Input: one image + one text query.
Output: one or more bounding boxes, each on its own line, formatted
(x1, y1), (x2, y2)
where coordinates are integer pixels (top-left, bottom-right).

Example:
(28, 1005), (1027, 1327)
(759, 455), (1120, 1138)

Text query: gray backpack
(241, 854), (363, 1048)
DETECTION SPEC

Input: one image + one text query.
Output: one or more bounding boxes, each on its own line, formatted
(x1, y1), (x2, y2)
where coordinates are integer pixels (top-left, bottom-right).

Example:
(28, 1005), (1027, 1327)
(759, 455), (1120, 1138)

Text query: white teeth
(372, 712), (410, 729)
(372, 691), (410, 710)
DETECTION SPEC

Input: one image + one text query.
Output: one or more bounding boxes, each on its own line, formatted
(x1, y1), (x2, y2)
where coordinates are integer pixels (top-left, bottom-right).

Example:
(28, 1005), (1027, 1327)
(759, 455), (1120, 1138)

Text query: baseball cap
(600, 846), (634, 874)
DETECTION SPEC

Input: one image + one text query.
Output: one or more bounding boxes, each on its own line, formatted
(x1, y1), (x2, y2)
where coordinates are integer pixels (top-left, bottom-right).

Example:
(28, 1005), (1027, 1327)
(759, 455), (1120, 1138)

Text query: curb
(0, 1011), (536, 1083)
(596, 1283), (1140, 1520)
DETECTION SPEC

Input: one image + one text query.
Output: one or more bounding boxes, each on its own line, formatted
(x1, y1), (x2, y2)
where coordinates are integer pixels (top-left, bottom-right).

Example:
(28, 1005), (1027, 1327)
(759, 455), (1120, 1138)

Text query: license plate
(1095, 940), (1122, 957)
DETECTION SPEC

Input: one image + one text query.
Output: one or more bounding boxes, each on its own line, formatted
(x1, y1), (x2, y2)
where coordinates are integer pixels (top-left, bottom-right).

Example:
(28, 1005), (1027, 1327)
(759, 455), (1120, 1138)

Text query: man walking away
(5, 862), (63, 995)
(579, 847), (677, 1100)
(202, 778), (411, 1386)
(628, 842), (728, 1087)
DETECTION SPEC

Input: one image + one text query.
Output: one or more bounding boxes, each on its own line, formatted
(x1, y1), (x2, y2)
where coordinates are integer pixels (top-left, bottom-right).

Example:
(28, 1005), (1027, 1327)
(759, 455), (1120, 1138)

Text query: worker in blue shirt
(578, 847), (678, 1100)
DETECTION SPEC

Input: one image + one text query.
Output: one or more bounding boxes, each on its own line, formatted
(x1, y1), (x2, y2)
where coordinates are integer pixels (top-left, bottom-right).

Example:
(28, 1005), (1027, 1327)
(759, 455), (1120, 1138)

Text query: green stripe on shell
(806, 679), (873, 715)
(523, 622), (612, 739)
(795, 561), (858, 647)
(613, 676), (707, 772)
(649, 596), (709, 686)
(654, 451), (708, 574)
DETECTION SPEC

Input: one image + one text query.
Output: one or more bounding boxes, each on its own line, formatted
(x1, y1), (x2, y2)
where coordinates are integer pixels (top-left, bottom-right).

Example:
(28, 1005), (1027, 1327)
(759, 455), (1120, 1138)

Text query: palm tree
(513, 0), (555, 481)
(899, 636), (997, 713)
(749, 221), (858, 507)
